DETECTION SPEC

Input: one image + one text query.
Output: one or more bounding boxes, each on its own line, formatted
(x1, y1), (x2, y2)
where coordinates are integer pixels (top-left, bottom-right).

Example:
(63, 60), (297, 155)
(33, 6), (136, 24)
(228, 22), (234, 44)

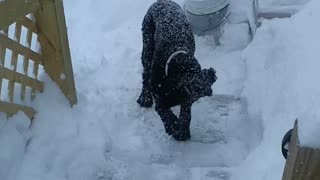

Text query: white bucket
(184, 0), (230, 38)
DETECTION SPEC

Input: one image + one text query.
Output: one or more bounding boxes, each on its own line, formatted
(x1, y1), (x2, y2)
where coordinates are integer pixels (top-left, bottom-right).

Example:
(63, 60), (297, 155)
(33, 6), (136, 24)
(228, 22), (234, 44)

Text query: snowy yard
(1, 0), (318, 179)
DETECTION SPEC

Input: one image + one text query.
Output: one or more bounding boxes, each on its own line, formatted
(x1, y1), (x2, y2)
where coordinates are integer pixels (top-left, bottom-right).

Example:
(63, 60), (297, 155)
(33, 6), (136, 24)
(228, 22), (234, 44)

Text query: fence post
(35, 0), (77, 106)
(282, 120), (320, 180)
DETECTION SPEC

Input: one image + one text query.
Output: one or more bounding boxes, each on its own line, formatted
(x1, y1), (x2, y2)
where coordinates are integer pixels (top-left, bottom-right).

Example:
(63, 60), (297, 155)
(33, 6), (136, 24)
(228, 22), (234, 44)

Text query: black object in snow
(282, 129), (293, 159)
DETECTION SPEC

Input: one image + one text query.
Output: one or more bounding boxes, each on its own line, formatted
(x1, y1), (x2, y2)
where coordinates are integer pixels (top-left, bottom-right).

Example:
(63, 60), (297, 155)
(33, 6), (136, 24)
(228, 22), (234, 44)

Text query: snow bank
(299, 112), (320, 148)
(231, 0), (320, 179)
(0, 113), (31, 180)
(13, 76), (117, 180)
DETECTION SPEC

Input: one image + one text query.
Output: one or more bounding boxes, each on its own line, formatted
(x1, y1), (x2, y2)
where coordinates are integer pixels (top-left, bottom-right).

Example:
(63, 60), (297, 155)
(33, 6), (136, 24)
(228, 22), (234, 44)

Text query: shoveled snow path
(12, 1), (261, 180)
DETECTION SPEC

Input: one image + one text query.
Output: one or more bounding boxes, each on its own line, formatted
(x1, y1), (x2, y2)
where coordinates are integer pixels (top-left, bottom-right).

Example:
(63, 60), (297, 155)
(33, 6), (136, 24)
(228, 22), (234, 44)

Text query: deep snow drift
(232, 0), (320, 179)
(0, 0), (318, 180)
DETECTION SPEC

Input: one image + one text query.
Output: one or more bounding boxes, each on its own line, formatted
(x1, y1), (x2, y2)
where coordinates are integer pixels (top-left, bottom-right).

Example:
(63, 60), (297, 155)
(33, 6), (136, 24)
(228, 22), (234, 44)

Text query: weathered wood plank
(31, 63), (39, 100)
(21, 28), (33, 101)
(0, 28), (8, 65)
(55, 0), (78, 106)
(0, 43), (6, 99)
(8, 23), (22, 102)
(0, 33), (42, 64)
(0, 100), (36, 120)
(282, 120), (299, 180)
(36, 0), (78, 106)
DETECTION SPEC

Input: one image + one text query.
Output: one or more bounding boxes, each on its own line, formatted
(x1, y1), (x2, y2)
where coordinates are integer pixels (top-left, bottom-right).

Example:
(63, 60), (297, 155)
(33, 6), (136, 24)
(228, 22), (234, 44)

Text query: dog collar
(165, 50), (187, 76)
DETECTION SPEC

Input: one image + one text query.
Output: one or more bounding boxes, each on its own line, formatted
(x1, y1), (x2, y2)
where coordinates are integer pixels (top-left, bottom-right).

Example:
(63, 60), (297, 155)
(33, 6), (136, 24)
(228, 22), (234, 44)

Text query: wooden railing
(0, 0), (77, 120)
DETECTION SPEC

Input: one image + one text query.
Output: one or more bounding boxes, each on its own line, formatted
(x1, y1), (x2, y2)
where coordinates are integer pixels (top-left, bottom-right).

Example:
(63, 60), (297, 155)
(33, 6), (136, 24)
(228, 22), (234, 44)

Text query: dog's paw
(162, 114), (179, 135)
(137, 89), (153, 108)
(172, 129), (191, 141)
(171, 122), (191, 141)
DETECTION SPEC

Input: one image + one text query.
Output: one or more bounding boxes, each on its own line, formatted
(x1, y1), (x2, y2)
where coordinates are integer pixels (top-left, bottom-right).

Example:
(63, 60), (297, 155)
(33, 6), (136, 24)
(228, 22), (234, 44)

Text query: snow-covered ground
(0, 0), (318, 179)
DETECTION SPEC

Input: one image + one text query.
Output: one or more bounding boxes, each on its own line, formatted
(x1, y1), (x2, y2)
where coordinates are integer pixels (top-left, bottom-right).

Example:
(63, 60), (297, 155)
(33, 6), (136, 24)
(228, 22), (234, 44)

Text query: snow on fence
(0, 0), (77, 120)
(282, 120), (320, 180)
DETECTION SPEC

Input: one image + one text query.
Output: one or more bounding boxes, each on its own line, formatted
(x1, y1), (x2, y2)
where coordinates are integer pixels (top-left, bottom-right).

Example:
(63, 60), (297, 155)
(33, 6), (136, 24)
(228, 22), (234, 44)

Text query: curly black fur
(137, 0), (217, 141)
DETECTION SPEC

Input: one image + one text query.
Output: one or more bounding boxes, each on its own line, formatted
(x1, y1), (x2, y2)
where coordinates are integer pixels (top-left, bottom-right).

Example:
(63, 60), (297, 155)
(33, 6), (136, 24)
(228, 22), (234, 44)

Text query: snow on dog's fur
(137, 0), (217, 141)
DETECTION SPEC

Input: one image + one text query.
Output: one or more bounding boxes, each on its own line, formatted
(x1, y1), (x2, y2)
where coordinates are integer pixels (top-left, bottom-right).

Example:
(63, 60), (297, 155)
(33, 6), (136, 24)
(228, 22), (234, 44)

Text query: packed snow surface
(1, 0), (318, 180)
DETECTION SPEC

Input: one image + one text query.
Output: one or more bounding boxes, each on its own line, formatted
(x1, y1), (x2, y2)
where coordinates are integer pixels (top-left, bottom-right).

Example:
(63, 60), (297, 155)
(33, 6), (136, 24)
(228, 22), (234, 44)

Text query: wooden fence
(282, 120), (320, 180)
(0, 0), (77, 120)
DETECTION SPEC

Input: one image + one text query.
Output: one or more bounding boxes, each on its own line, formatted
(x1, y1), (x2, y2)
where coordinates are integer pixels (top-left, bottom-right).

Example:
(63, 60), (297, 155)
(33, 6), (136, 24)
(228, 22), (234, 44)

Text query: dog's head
(179, 68), (217, 102)
(165, 53), (217, 103)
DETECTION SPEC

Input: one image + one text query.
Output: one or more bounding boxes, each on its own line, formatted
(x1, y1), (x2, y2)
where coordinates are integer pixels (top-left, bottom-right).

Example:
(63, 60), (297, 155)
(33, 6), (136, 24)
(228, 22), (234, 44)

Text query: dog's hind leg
(155, 98), (192, 141)
(173, 101), (192, 141)
(137, 10), (155, 108)
(155, 101), (179, 136)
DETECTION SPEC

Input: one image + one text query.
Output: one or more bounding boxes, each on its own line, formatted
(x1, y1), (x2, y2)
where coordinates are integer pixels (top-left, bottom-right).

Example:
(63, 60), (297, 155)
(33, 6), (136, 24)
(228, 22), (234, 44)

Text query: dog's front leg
(137, 13), (155, 108)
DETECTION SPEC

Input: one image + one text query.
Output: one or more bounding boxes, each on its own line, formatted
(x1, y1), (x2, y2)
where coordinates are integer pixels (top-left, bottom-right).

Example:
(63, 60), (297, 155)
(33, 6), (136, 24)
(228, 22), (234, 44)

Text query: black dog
(137, 0), (217, 141)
